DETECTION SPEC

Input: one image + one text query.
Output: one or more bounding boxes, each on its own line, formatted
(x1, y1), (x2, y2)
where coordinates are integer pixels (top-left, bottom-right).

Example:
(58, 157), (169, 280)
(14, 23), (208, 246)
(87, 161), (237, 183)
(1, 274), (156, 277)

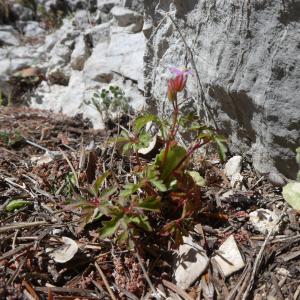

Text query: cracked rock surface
(144, 0), (300, 178)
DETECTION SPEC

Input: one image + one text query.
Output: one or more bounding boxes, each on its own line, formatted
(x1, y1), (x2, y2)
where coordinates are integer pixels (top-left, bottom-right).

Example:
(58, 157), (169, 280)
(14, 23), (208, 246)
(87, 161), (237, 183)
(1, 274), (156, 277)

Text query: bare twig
(0, 243), (34, 261)
(7, 259), (25, 286)
(271, 273), (284, 300)
(135, 251), (160, 299)
(0, 221), (48, 234)
(241, 211), (285, 300)
(0, 175), (35, 198)
(95, 262), (117, 300)
(61, 150), (79, 188)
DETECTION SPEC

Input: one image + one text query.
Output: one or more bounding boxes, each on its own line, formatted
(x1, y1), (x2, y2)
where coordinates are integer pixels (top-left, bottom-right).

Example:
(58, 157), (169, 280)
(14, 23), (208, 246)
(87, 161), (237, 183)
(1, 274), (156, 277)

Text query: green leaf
(149, 178), (167, 192)
(6, 199), (32, 212)
(120, 183), (140, 197)
(99, 216), (122, 238)
(100, 186), (118, 198)
(129, 215), (152, 232)
(155, 145), (187, 182)
(214, 135), (227, 161)
(282, 182), (300, 210)
(187, 171), (206, 187)
(134, 114), (158, 132)
(94, 172), (110, 194)
(138, 196), (161, 211)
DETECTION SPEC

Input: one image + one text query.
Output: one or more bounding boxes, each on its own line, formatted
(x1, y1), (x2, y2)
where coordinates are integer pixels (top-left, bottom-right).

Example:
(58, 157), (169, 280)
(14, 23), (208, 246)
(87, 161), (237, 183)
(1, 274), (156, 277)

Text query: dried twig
(0, 221), (48, 234)
(0, 175), (35, 198)
(95, 262), (117, 300)
(135, 251), (160, 299)
(0, 243), (34, 261)
(271, 273), (284, 300)
(241, 211), (285, 300)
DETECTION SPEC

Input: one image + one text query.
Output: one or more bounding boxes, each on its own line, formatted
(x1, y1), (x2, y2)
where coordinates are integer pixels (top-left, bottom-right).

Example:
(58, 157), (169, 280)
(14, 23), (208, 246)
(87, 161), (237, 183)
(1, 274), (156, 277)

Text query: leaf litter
(0, 106), (300, 299)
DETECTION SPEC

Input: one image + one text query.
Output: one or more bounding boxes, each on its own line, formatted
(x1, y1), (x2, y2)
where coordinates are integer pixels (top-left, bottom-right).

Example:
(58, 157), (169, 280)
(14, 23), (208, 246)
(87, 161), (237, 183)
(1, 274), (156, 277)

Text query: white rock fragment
(213, 235), (245, 278)
(31, 151), (63, 166)
(174, 235), (209, 290)
(224, 156), (243, 189)
(47, 237), (79, 263)
(224, 156), (242, 178)
(249, 209), (281, 235)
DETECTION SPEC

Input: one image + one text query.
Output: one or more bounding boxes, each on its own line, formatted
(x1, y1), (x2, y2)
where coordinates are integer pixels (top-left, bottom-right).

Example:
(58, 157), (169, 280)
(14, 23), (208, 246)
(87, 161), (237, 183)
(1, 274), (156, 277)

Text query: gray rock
(47, 22), (78, 72)
(144, 0), (300, 179)
(123, 0), (144, 13)
(72, 10), (90, 29)
(84, 27), (144, 89)
(66, 0), (88, 11)
(111, 6), (143, 32)
(47, 65), (71, 85)
(0, 25), (20, 46)
(70, 34), (91, 71)
(21, 21), (46, 37)
(11, 4), (34, 21)
(174, 235), (209, 290)
(107, 27), (145, 88)
(267, 171), (287, 187)
(97, 0), (122, 13)
(85, 22), (111, 46)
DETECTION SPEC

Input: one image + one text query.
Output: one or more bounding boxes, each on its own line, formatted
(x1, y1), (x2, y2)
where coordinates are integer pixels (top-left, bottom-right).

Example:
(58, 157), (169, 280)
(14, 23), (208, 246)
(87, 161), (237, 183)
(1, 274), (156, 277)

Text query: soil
(0, 106), (299, 300)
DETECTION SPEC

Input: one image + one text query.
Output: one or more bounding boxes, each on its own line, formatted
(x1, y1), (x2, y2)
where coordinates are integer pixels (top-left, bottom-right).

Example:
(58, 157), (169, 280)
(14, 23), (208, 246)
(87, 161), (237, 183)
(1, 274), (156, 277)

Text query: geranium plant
(73, 67), (227, 247)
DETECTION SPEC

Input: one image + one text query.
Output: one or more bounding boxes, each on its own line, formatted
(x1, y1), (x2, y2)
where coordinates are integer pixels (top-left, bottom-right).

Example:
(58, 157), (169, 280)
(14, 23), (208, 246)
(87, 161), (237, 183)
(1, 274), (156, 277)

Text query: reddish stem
(167, 139), (211, 180)
(163, 98), (179, 164)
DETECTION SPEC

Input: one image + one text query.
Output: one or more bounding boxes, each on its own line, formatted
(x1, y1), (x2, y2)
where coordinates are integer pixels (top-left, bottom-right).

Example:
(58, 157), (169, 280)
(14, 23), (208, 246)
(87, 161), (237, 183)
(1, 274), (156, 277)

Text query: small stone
(174, 235), (209, 290)
(267, 171), (287, 187)
(224, 156), (242, 179)
(213, 235), (245, 277)
(249, 209), (281, 235)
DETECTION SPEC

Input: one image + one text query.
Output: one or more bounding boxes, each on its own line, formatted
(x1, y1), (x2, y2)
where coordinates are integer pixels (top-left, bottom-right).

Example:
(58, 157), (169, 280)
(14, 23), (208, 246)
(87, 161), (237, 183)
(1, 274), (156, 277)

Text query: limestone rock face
(144, 0), (300, 178)
(0, 25), (20, 46)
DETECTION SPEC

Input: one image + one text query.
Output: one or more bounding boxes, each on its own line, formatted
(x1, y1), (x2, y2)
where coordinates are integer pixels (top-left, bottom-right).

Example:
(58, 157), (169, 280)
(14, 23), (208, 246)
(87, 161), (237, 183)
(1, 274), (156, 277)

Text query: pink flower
(167, 67), (192, 102)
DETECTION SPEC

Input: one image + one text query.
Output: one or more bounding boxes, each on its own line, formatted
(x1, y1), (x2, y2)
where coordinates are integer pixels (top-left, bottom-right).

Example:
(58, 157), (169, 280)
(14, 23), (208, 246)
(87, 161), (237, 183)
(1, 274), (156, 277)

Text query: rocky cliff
(0, 0), (145, 128)
(144, 0), (300, 178)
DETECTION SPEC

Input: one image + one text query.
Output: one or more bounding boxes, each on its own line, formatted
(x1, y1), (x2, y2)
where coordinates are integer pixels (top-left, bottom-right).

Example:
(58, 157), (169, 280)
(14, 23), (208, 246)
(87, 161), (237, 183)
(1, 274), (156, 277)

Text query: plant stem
(167, 139), (210, 180)
(163, 98), (179, 164)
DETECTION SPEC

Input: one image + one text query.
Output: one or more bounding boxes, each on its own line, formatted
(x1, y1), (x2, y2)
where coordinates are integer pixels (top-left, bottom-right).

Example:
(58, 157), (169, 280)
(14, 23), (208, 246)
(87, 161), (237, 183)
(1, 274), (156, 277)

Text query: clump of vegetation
(0, 130), (23, 147)
(72, 68), (227, 248)
(84, 85), (132, 128)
